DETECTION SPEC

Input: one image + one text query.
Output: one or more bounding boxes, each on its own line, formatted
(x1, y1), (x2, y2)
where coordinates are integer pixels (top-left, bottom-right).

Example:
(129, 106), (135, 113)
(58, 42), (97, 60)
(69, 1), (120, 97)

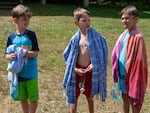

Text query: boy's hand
(75, 68), (86, 76)
(85, 64), (92, 73)
(6, 53), (17, 60)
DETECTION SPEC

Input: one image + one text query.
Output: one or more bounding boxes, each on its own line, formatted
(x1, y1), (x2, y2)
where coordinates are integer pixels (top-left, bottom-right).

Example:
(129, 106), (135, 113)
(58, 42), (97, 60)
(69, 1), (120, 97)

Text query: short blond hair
(11, 4), (32, 18)
(73, 7), (90, 21)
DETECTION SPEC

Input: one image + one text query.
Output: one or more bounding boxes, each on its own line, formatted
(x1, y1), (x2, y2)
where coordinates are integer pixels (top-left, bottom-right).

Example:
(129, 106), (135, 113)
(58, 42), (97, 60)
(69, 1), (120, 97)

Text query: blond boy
(63, 7), (108, 113)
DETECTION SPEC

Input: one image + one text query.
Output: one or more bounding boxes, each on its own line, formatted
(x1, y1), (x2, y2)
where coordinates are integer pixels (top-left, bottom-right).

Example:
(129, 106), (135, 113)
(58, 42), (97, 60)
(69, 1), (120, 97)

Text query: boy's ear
(74, 20), (78, 25)
(13, 17), (17, 23)
(134, 16), (139, 23)
(135, 16), (139, 21)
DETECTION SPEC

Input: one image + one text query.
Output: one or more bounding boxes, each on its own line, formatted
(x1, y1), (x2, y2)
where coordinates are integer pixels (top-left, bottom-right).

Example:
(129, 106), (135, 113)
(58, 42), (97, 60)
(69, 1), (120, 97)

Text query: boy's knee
(69, 104), (76, 113)
(86, 96), (93, 101)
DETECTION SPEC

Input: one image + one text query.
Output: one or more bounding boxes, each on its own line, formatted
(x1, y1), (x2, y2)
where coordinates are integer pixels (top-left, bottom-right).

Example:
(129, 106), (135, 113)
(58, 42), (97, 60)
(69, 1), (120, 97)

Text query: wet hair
(73, 7), (90, 21)
(11, 4), (32, 18)
(120, 5), (139, 17)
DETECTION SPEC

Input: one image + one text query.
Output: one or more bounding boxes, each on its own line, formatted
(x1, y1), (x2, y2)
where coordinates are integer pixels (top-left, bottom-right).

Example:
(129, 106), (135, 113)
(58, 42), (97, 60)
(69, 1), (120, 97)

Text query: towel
(126, 27), (148, 110)
(63, 28), (108, 105)
(111, 30), (127, 82)
(6, 45), (27, 99)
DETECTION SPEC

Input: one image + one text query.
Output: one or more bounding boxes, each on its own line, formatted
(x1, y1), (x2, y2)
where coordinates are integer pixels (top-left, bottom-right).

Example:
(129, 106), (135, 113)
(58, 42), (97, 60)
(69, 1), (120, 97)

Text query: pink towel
(126, 27), (148, 110)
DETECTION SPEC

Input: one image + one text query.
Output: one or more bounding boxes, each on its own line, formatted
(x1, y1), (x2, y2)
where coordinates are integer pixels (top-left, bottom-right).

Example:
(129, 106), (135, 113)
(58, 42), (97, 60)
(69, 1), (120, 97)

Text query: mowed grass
(0, 4), (150, 113)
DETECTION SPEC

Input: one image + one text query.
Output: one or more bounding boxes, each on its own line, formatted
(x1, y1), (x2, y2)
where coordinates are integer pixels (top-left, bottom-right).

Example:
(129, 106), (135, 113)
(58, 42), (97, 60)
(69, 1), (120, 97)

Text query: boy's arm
(5, 53), (16, 60)
(25, 50), (39, 58)
(5, 50), (38, 60)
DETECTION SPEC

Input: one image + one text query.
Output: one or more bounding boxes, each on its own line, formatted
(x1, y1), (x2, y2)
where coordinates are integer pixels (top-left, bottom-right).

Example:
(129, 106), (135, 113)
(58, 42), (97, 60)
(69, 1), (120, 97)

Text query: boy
(62, 7), (108, 113)
(5, 4), (40, 113)
(111, 6), (148, 113)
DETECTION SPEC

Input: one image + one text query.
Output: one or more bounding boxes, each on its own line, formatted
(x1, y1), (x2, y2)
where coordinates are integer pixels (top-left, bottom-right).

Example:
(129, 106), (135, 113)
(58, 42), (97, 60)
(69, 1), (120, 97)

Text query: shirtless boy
(62, 7), (108, 113)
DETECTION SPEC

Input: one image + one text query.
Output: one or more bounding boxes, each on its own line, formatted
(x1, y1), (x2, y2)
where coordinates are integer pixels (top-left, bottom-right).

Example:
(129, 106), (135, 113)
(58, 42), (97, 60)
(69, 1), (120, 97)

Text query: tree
(83, 0), (89, 7)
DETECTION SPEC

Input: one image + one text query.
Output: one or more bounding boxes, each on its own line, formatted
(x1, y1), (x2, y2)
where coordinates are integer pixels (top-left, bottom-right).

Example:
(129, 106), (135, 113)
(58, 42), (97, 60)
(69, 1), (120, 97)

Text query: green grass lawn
(0, 3), (150, 113)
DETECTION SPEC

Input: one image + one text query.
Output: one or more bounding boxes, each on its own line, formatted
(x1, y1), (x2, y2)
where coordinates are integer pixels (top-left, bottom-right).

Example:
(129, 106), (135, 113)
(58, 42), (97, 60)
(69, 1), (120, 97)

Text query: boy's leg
(21, 100), (29, 113)
(84, 69), (93, 113)
(21, 100), (38, 113)
(69, 102), (77, 113)
(29, 101), (38, 113)
(86, 96), (94, 113)
(71, 65), (81, 113)
(122, 93), (130, 113)
(129, 97), (140, 113)
(27, 79), (39, 113)
(16, 82), (29, 113)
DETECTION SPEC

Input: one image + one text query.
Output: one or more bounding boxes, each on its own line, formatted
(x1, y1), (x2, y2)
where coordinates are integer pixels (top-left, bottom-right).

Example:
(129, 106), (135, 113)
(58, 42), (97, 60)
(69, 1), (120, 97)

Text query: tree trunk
(41, 0), (46, 5)
(83, 0), (89, 8)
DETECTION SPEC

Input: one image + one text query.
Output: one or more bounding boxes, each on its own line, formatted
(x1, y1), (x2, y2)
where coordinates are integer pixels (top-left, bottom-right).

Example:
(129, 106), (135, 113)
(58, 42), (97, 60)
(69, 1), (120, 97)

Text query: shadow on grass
(0, 3), (150, 18)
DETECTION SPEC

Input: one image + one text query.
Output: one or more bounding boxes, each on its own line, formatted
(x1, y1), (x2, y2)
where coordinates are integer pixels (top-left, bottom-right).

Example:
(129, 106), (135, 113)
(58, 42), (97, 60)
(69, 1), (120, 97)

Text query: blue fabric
(119, 31), (130, 77)
(6, 45), (27, 99)
(12, 34), (32, 50)
(118, 78), (127, 94)
(6, 45), (27, 73)
(63, 28), (108, 104)
(118, 31), (130, 93)
(110, 83), (121, 101)
(6, 30), (39, 79)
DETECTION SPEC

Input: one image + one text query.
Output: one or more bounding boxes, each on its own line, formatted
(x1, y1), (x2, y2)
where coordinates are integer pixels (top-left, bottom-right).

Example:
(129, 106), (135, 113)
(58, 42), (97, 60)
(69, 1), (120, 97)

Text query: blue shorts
(118, 78), (127, 94)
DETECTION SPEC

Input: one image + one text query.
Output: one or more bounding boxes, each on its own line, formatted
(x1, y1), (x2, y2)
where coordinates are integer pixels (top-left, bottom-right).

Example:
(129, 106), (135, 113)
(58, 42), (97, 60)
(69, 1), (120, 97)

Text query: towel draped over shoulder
(111, 27), (148, 110)
(62, 28), (108, 105)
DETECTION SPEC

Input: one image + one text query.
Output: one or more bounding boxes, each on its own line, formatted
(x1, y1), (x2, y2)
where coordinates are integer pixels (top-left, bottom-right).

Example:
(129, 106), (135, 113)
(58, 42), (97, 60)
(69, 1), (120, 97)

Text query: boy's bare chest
(79, 35), (89, 55)
(77, 35), (90, 66)
(79, 36), (89, 49)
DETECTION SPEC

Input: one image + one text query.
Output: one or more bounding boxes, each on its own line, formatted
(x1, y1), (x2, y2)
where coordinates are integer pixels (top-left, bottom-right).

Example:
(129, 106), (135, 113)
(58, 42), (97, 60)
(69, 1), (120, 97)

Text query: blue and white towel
(62, 28), (108, 105)
(6, 45), (27, 99)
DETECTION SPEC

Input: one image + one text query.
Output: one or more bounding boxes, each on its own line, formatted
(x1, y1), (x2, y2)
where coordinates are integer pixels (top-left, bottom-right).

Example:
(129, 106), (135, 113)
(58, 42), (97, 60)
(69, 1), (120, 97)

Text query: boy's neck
(16, 29), (27, 35)
(128, 25), (136, 32)
(80, 32), (86, 36)
(80, 29), (87, 36)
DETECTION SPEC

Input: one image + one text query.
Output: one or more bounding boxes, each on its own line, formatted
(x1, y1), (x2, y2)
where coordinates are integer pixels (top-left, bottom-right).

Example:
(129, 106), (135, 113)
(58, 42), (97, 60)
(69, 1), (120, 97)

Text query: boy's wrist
(75, 67), (78, 72)
(5, 54), (11, 60)
(24, 50), (28, 57)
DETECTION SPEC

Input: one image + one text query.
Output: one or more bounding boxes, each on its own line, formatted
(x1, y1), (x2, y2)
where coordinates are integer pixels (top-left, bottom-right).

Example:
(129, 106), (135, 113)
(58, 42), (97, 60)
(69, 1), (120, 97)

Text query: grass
(0, 3), (150, 113)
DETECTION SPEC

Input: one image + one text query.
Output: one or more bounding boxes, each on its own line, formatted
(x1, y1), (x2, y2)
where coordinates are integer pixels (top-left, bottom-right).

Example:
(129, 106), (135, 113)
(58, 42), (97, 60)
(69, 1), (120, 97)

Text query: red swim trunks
(76, 64), (92, 98)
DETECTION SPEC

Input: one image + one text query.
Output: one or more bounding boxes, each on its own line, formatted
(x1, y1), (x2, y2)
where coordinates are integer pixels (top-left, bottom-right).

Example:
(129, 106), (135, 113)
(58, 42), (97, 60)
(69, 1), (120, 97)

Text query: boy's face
(75, 13), (90, 32)
(121, 13), (138, 30)
(14, 16), (30, 30)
